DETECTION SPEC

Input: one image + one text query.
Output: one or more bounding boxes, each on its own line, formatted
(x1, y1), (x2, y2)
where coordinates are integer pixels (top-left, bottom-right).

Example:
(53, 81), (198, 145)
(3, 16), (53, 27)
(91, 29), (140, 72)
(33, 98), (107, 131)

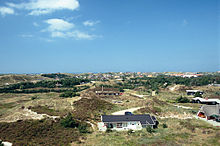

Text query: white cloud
(50, 31), (98, 40)
(83, 20), (100, 26)
(0, 7), (14, 16)
(45, 18), (74, 32)
(43, 18), (100, 40)
(33, 22), (39, 27)
(68, 31), (98, 40)
(51, 31), (66, 38)
(6, 0), (79, 15)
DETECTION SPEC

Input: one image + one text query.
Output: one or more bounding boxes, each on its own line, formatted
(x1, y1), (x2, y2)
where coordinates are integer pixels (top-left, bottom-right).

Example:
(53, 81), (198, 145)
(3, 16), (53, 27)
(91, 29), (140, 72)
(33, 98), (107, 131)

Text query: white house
(98, 112), (158, 131)
(192, 97), (220, 105)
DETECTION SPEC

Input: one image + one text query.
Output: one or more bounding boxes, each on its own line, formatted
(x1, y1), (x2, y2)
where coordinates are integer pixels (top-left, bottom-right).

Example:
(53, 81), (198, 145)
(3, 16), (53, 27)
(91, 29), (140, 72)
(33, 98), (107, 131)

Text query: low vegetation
(30, 106), (63, 116)
(41, 73), (69, 79)
(73, 97), (115, 121)
(60, 91), (80, 98)
(60, 113), (90, 133)
(0, 119), (80, 145)
(176, 96), (190, 103)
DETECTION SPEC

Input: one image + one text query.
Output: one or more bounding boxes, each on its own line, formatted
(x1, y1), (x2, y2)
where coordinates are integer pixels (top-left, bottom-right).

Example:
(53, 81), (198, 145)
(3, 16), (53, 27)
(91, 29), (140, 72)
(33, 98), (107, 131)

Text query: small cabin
(95, 87), (121, 96)
(197, 104), (220, 122)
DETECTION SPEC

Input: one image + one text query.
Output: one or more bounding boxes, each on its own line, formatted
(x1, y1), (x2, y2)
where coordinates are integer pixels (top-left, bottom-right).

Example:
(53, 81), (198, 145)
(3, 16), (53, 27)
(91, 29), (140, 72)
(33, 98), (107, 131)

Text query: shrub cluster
(146, 126), (155, 133)
(176, 96), (190, 103)
(60, 113), (90, 134)
(162, 123), (168, 128)
(0, 78), (90, 93)
(60, 91), (80, 98)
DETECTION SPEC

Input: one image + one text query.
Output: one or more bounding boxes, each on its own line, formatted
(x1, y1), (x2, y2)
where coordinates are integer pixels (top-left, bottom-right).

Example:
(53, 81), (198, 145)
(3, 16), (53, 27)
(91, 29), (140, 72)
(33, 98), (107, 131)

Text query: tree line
(0, 78), (90, 94)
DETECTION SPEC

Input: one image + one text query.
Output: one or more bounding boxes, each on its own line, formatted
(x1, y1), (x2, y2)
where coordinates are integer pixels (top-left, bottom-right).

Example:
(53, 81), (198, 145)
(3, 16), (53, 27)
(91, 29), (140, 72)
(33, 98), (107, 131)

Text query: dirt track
(0, 108), (59, 123)
(111, 107), (143, 115)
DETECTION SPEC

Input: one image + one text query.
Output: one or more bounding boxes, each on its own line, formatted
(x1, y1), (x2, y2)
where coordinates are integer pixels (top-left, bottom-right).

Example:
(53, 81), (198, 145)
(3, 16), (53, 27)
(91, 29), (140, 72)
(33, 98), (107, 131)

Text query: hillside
(0, 74), (49, 86)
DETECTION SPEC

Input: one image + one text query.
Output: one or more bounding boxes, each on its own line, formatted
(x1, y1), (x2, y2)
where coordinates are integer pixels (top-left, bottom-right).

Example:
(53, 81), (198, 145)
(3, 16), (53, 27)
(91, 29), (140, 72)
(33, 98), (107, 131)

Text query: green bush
(31, 96), (38, 100)
(0, 140), (3, 146)
(60, 113), (90, 133)
(176, 96), (190, 103)
(60, 91), (80, 98)
(162, 123), (168, 128)
(191, 110), (197, 114)
(106, 128), (112, 133)
(60, 113), (78, 128)
(78, 123), (89, 133)
(127, 129), (134, 135)
(194, 92), (202, 97)
(146, 126), (155, 133)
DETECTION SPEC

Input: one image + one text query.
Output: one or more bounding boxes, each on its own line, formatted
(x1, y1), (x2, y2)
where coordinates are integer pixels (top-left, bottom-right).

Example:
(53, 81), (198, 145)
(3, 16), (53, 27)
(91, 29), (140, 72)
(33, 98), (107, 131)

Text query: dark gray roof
(102, 114), (155, 125)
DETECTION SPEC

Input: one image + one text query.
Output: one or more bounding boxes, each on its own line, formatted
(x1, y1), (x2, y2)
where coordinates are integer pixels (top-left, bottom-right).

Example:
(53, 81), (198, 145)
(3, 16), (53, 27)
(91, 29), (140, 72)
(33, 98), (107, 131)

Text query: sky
(0, 0), (219, 73)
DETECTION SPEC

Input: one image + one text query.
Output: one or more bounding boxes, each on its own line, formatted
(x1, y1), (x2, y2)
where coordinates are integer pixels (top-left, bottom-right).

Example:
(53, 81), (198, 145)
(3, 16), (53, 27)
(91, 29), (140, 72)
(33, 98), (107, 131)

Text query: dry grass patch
(0, 119), (80, 146)
(72, 97), (115, 121)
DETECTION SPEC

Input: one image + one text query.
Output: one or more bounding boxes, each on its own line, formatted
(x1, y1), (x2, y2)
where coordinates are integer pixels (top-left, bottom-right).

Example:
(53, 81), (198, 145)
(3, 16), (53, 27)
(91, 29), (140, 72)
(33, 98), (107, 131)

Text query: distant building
(197, 104), (220, 122)
(170, 73), (203, 78)
(95, 86), (121, 96)
(186, 90), (203, 96)
(192, 97), (220, 105)
(211, 84), (220, 87)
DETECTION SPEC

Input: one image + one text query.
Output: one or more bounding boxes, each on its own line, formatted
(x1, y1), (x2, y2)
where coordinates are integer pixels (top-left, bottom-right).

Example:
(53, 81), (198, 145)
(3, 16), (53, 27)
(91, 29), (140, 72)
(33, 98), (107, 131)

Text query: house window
(132, 122), (136, 125)
(116, 123), (122, 128)
(105, 123), (113, 128)
(123, 123), (128, 127)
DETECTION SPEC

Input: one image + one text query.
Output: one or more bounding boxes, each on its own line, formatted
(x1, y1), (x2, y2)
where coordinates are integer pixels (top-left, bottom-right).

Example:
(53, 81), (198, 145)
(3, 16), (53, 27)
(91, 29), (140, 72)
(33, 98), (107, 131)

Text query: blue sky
(0, 0), (219, 73)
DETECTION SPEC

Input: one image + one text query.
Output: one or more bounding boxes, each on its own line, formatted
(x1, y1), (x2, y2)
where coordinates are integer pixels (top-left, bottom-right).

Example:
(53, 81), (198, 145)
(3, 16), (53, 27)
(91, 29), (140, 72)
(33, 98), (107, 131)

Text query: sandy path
(173, 104), (192, 109)
(111, 107), (143, 115)
(0, 108), (59, 123)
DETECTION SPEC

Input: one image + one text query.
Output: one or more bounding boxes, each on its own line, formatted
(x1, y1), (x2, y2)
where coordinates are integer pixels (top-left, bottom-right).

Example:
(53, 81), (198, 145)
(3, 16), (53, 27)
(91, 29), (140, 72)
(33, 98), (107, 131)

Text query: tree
(194, 92), (202, 97)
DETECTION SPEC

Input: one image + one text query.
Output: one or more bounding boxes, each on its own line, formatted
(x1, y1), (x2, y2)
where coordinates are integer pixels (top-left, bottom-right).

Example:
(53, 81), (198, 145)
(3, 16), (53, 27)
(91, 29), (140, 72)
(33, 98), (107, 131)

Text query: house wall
(111, 121), (142, 131)
(187, 91), (203, 96)
(98, 121), (143, 131)
(96, 93), (120, 96)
